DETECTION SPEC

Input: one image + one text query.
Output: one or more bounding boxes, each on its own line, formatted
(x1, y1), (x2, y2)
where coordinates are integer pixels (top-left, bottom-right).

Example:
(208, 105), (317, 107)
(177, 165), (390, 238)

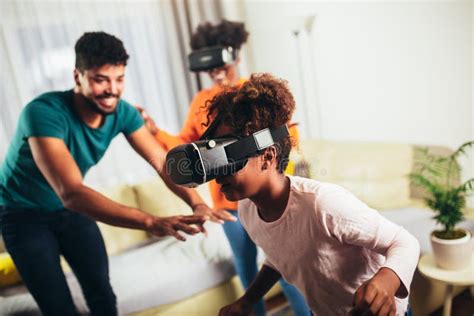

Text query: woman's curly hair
(190, 19), (249, 50)
(206, 73), (296, 173)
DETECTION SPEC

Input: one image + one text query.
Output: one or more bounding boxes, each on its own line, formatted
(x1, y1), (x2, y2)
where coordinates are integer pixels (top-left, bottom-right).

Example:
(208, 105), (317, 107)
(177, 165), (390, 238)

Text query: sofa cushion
(65, 223), (233, 315)
(97, 185), (149, 256)
(299, 140), (413, 210)
(133, 177), (213, 218)
(0, 223), (235, 315)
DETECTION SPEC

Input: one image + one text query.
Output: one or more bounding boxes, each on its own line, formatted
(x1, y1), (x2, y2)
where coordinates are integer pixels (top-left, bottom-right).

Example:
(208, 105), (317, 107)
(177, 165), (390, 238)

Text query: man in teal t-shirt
(1, 89), (144, 211)
(0, 32), (232, 316)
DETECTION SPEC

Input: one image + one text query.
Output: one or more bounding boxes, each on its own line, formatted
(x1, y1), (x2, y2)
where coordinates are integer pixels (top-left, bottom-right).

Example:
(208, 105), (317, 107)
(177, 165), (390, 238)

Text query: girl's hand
(219, 298), (253, 316)
(135, 105), (159, 136)
(352, 268), (401, 316)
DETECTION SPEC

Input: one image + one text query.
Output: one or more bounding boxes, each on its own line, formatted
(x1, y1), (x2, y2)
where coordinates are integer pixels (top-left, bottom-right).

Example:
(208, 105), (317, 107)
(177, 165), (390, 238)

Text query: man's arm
(126, 126), (236, 223)
(219, 265), (281, 316)
(126, 126), (206, 207)
(29, 137), (206, 241)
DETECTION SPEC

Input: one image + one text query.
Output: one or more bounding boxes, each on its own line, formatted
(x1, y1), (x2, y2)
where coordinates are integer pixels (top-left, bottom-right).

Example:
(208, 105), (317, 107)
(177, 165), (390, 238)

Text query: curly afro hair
(206, 73), (296, 173)
(75, 31), (129, 71)
(190, 19), (249, 50)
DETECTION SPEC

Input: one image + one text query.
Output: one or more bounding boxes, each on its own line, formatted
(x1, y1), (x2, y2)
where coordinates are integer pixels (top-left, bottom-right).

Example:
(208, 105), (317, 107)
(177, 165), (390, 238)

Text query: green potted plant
(409, 141), (473, 270)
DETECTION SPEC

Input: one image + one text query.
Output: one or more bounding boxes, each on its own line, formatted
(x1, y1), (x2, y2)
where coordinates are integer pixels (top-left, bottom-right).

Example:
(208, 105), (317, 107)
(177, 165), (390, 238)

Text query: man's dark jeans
(0, 207), (117, 316)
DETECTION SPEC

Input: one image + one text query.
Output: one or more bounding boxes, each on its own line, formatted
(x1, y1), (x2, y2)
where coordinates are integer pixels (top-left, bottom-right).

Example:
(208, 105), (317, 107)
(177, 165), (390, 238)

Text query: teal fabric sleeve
(21, 102), (68, 140)
(121, 102), (144, 136)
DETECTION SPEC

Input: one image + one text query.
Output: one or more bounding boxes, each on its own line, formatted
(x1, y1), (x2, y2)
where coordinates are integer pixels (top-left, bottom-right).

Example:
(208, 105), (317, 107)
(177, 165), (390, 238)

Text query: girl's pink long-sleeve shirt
(239, 176), (420, 316)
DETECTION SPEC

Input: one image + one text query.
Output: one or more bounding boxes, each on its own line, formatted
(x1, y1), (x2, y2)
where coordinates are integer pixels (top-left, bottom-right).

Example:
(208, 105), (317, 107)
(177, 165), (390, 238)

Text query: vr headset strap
(200, 114), (222, 141)
(225, 125), (289, 161)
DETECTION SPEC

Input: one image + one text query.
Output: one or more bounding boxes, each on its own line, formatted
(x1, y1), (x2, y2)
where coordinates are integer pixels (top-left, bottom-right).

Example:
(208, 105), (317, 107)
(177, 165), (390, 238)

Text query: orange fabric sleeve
(154, 84), (239, 210)
(155, 91), (209, 151)
(154, 130), (186, 152)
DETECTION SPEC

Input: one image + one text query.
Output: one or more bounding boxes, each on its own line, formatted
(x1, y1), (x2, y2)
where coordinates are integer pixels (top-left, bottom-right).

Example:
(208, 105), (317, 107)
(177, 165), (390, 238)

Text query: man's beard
(85, 94), (119, 116)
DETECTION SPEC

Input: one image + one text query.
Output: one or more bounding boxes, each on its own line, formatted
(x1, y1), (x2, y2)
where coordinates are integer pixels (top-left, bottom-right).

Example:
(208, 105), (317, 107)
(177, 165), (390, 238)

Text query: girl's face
(207, 59), (239, 87)
(212, 124), (267, 201)
(216, 156), (264, 201)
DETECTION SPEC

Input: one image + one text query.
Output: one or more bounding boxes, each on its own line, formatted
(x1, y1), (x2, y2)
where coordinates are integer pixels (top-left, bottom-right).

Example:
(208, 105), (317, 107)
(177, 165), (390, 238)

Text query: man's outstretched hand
(146, 215), (208, 241)
(193, 203), (237, 225)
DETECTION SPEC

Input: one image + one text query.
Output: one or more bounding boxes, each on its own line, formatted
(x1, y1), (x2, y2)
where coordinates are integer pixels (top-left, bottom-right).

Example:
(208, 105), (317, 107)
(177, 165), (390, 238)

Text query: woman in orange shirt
(140, 20), (309, 316)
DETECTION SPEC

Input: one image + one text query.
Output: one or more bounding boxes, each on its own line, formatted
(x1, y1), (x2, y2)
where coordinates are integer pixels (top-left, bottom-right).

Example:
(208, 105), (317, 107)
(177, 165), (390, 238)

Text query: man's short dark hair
(75, 31), (129, 71)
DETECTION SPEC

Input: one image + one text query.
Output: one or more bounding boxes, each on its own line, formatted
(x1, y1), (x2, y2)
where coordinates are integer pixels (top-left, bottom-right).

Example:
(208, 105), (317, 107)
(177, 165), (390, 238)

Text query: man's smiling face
(75, 63), (125, 115)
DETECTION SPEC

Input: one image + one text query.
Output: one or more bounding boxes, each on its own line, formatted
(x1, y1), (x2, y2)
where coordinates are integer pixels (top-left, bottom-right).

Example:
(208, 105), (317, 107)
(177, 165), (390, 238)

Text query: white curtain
(0, 0), (223, 188)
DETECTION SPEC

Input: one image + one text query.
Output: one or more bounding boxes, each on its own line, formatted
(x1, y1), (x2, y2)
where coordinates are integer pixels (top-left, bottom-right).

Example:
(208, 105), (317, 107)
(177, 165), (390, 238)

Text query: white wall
(240, 0), (472, 150)
(231, 0), (473, 206)
(470, 1), (474, 207)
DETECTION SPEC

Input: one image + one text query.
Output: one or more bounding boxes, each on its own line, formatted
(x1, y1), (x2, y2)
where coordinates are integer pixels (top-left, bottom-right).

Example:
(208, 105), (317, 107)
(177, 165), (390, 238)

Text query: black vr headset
(188, 46), (238, 72)
(166, 121), (289, 188)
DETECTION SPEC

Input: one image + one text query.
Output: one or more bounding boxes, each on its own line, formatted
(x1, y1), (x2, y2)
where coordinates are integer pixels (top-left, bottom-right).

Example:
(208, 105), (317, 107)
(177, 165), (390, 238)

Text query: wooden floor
(431, 289), (474, 316)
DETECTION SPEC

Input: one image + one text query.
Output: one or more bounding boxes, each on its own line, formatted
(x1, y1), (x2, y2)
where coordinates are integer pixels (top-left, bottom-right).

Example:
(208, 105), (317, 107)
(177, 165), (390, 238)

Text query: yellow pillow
(0, 252), (22, 287)
(285, 160), (295, 175)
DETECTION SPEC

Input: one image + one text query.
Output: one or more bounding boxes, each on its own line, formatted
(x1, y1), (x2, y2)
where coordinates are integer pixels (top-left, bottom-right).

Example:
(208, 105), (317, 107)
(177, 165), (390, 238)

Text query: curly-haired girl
(140, 21), (309, 316)
(210, 73), (420, 316)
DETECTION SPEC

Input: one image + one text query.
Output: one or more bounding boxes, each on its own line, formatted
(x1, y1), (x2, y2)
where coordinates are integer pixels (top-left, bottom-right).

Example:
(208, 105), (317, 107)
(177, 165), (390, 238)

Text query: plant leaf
(409, 142), (473, 233)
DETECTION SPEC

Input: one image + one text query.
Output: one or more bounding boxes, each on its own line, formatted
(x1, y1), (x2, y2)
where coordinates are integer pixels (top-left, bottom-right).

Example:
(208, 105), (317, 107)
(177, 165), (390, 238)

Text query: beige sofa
(297, 140), (473, 316)
(1, 139), (472, 316)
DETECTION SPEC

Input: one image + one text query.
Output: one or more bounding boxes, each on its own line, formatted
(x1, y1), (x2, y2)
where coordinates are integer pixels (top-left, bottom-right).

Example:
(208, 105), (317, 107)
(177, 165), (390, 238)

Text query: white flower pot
(430, 230), (472, 270)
